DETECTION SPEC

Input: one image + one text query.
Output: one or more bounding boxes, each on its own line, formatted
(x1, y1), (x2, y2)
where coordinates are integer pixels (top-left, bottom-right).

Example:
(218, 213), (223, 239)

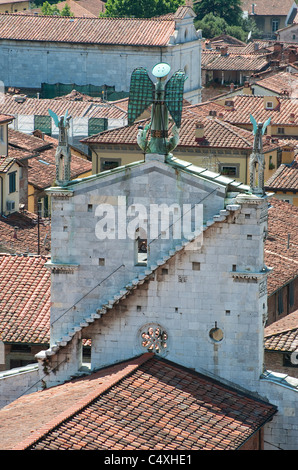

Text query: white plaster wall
(0, 365), (40, 408)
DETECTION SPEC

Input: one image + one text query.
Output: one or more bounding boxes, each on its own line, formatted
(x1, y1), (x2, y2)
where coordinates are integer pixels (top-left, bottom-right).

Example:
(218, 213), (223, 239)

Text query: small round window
(209, 326), (224, 342)
(140, 324), (168, 354)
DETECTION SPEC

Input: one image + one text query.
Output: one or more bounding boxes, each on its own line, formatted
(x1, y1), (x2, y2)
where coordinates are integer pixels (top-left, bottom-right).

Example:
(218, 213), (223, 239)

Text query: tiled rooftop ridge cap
(0, 12), (175, 21)
(12, 353), (154, 450)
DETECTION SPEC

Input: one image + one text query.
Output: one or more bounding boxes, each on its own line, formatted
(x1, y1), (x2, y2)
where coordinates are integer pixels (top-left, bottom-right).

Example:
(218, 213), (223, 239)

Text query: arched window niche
(135, 227), (148, 266)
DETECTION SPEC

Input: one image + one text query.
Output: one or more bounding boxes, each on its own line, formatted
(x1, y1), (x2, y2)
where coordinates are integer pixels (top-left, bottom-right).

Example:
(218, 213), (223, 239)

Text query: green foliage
(195, 12), (261, 41)
(102, 0), (185, 18)
(193, 0), (243, 26)
(40, 1), (73, 16)
(60, 3), (73, 16)
(41, 1), (60, 15)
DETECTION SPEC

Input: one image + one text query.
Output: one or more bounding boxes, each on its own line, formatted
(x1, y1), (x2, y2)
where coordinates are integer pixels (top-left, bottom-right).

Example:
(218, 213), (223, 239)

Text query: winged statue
(48, 108), (72, 185)
(128, 63), (186, 156)
(249, 114), (271, 195)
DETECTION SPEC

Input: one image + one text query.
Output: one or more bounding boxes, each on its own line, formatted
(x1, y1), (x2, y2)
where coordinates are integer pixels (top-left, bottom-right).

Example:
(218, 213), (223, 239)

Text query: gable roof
(82, 113), (281, 153)
(0, 13), (177, 47)
(264, 309), (298, 352)
(254, 71), (298, 98)
(0, 210), (51, 255)
(0, 94), (127, 121)
(0, 353), (277, 450)
(188, 95), (298, 127)
(0, 253), (50, 344)
(204, 53), (269, 72)
(265, 155), (298, 191)
(265, 199), (298, 295)
(8, 129), (92, 189)
(241, 0), (294, 16)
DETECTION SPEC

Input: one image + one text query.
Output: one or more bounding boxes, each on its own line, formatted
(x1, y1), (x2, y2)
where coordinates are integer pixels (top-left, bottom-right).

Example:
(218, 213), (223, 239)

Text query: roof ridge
(12, 353), (153, 450)
(214, 118), (252, 147)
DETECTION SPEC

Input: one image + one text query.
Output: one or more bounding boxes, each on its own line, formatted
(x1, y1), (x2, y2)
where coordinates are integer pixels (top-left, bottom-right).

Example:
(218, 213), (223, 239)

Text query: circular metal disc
(152, 62), (171, 78)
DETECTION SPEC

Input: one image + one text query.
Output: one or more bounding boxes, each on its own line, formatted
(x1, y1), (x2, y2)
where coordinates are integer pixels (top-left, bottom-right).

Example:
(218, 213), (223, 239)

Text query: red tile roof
(255, 71), (298, 98)
(242, 0), (294, 16)
(82, 112), (281, 153)
(0, 253), (50, 344)
(264, 309), (298, 352)
(204, 53), (269, 72)
(265, 199), (298, 294)
(265, 156), (298, 191)
(0, 354), (277, 450)
(0, 14), (176, 46)
(0, 94), (127, 120)
(188, 95), (298, 127)
(8, 129), (92, 189)
(0, 210), (51, 255)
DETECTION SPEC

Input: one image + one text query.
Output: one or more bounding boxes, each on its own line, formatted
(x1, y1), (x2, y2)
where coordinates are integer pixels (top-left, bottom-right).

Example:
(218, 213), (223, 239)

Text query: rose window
(141, 325), (168, 354)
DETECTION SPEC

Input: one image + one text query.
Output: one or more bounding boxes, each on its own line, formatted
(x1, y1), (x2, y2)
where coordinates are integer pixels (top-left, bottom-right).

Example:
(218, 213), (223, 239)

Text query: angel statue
(128, 62), (186, 158)
(249, 114), (271, 195)
(48, 109), (72, 185)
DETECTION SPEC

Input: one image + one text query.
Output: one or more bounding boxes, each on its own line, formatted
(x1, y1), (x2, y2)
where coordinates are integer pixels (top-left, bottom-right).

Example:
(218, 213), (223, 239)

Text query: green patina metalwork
(128, 63), (186, 156)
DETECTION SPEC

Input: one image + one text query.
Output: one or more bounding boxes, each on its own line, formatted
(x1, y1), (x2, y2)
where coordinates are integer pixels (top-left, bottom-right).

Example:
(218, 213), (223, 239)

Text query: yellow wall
(91, 147), (283, 187)
(28, 183), (35, 213)
(0, 0), (30, 12)
(1, 162), (21, 214)
(271, 192), (298, 207)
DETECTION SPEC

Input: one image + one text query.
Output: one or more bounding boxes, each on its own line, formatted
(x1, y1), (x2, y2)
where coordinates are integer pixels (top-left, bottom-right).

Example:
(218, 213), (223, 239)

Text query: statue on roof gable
(249, 114), (271, 196)
(128, 62), (186, 160)
(48, 109), (72, 186)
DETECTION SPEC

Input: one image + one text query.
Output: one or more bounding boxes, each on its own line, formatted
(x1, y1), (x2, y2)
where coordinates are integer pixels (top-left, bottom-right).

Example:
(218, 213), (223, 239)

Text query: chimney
(220, 46), (228, 56)
(230, 82), (235, 92)
(289, 112), (295, 122)
(195, 122), (205, 142)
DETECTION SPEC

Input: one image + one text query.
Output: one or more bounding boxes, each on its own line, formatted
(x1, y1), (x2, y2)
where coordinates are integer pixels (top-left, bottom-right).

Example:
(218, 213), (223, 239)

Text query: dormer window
(266, 101), (273, 109)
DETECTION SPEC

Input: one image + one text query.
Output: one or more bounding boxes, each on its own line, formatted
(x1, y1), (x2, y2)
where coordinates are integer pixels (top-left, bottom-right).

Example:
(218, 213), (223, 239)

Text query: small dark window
(8, 171), (16, 193)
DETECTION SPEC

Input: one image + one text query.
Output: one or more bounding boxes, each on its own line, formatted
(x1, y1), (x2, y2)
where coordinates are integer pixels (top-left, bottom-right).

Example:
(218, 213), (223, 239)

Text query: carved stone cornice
(45, 261), (79, 274)
(45, 187), (74, 198)
(231, 267), (272, 283)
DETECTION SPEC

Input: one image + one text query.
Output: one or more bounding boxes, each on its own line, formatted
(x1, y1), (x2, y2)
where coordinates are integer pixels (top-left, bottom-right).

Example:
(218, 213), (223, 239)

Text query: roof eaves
(12, 353), (154, 450)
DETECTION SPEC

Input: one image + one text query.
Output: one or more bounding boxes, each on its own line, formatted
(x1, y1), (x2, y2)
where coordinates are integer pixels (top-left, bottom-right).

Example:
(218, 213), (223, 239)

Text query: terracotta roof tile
(8, 129), (92, 189)
(0, 253), (50, 344)
(265, 156), (298, 191)
(255, 71), (298, 98)
(265, 199), (298, 294)
(204, 53), (269, 72)
(0, 94), (127, 120)
(242, 0), (294, 16)
(0, 14), (176, 46)
(0, 354), (277, 450)
(264, 309), (298, 352)
(188, 95), (298, 127)
(0, 210), (51, 255)
(82, 112), (281, 152)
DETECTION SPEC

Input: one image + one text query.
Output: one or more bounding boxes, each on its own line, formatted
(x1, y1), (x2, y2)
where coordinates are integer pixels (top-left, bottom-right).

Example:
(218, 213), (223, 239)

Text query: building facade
(0, 7), (202, 104)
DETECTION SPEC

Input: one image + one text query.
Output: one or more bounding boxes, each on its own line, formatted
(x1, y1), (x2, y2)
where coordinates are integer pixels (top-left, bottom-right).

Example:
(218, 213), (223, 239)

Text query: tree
(60, 3), (73, 16)
(41, 1), (60, 15)
(102, 0), (185, 18)
(40, 1), (73, 16)
(193, 0), (243, 26)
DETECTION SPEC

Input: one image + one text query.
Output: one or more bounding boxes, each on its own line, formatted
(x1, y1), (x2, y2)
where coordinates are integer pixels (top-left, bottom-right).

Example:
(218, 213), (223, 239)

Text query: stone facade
(0, 11), (202, 104)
